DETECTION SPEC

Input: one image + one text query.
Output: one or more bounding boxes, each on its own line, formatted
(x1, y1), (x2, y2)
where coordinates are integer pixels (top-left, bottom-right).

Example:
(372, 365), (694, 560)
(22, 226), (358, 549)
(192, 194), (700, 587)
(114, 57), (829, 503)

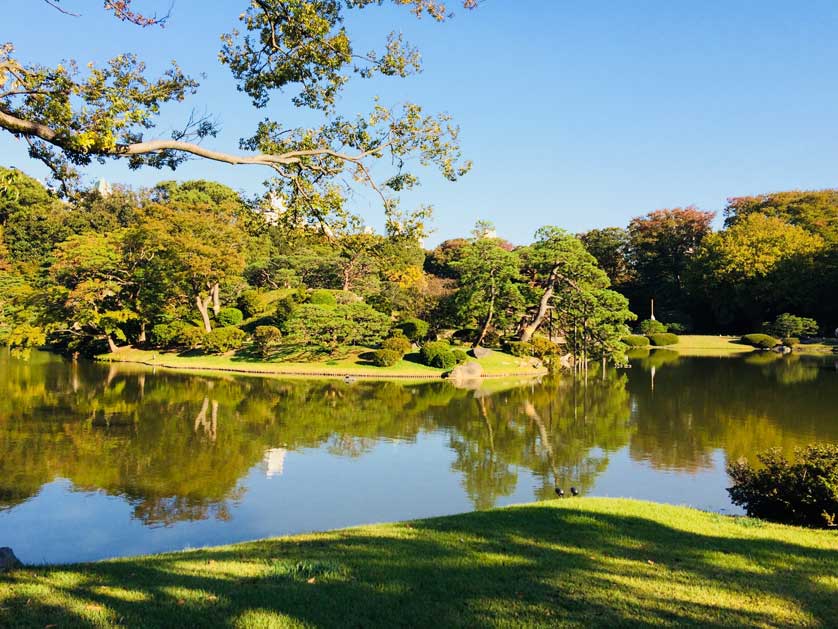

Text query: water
(0, 348), (836, 564)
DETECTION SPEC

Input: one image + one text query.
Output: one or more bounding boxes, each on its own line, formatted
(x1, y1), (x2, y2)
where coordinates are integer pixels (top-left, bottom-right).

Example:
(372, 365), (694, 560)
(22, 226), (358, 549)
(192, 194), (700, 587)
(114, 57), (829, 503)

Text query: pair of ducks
(555, 487), (580, 497)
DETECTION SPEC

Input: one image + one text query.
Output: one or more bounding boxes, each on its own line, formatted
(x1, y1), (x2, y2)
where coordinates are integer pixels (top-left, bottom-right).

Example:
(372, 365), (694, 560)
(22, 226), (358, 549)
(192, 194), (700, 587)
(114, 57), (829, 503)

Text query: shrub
(531, 335), (563, 360)
(431, 350), (457, 370)
(622, 334), (651, 347)
(452, 349), (469, 364)
(782, 337), (800, 347)
(178, 325), (206, 350)
(727, 444), (838, 528)
(371, 348), (401, 367)
(452, 328), (478, 344)
(237, 290), (262, 319)
(420, 340), (453, 367)
(334, 290), (361, 305)
(505, 341), (532, 357)
(150, 321), (187, 348)
(396, 318), (430, 342)
(665, 321), (687, 334)
(381, 334), (412, 356)
(308, 289), (336, 307)
(741, 333), (779, 349)
(216, 307), (244, 327)
(283, 303), (390, 350)
(765, 313), (819, 339)
(274, 295), (297, 331)
(647, 332), (678, 346)
(203, 326), (246, 353)
(253, 325), (282, 357)
(638, 319), (667, 335)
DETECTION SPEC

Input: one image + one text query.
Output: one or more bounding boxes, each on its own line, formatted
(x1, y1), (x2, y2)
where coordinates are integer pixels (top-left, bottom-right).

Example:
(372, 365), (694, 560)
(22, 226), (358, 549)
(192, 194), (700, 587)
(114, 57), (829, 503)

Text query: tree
(765, 313), (819, 339)
(1, 1), (473, 217)
(579, 227), (632, 287)
(724, 190), (838, 244)
(451, 230), (523, 346)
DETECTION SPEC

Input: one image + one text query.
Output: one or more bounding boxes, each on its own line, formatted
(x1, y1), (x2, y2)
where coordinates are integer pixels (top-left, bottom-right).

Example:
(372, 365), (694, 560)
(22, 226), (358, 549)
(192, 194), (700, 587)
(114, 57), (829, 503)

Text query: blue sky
(4, 1), (838, 245)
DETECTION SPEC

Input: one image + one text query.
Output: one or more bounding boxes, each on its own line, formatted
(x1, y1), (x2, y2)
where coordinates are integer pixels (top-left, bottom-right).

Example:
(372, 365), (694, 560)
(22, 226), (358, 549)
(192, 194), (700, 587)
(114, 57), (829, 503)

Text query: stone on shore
(0, 547), (22, 572)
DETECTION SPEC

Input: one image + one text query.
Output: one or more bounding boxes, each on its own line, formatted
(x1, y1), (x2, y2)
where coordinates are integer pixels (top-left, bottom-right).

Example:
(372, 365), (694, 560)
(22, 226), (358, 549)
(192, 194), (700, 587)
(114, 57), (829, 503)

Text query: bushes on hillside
(237, 290), (262, 319)
(253, 325), (282, 357)
(308, 289), (337, 307)
(274, 296), (296, 331)
(638, 319), (667, 335)
(647, 333), (679, 346)
(284, 303), (390, 350)
(741, 333), (779, 349)
(395, 318), (429, 342)
(216, 307), (244, 327)
(381, 334), (412, 355)
(622, 334), (651, 347)
(371, 348), (401, 367)
(727, 444), (838, 528)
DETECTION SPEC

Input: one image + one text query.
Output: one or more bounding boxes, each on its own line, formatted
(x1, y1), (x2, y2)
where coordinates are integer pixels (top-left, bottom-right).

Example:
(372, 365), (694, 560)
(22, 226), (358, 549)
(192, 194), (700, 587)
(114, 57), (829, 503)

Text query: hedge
(622, 334), (651, 347)
(647, 333), (679, 346)
(216, 307), (244, 327)
(741, 333), (779, 349)
(371, 349), (401, 367)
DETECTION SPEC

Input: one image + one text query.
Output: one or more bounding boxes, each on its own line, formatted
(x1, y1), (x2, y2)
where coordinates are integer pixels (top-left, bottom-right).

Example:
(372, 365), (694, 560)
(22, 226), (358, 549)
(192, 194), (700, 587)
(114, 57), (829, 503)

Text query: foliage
(252, 325), (282, 358)
(740, 333), (779, 349)
(505, 341), (532, 357)
(308, 289), (337, 307)
(638, 319), (667, 335)
(782, 337), (800, 347)
(149, 321), (188, 348)
(765, 313), (819, 339)
(728, 444), (838, 528)
(381, 334), (412, 356)
(395, 317), (429, 342)
(647, 332), (679, 346)
(579, 227), (632, 287)
(178, 325), (207, 350)
(622, 334), (651, 347)
(370, 348), (402, 367)
(204, 327), (247, 354)
(273, 296), (297, 331)
(216, 307), (244, 327)
(420, 340), (455, 368)
(452, 349), (469, 364)
(285, 303), (391, 350)
(237, 290), (263, 319)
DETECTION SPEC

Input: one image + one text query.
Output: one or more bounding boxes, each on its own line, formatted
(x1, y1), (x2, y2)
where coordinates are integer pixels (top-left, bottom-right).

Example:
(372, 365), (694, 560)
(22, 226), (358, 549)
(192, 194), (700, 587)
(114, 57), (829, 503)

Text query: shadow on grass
(2, 503), (836, 627)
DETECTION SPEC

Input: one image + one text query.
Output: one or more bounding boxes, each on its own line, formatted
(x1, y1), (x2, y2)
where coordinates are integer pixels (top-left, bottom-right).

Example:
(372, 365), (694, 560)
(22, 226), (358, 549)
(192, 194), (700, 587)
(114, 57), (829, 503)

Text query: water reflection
(0, 349), (836, 563)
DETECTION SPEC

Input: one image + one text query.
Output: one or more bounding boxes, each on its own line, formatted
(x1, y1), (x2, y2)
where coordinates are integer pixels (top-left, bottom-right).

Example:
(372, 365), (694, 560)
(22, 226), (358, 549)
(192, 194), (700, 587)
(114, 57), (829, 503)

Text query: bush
(273, 295), (297, 331)
(150, 321), (187, 348)
(741, 333), (779, 349)
(334, 290), (361, 305)
(396, 318), (430, 342)
(727, 444), (838, 528)
(431, 350), (457, 370)
(381, 334), (412, 356)
(237, 290), (262, 319)
(308, 289), (336, 307)
(371, 348), (401, 367)
(782, 337), (800, 347)
(451, 328), (478, 344)
(505, 341), (532, 357)
(647, 332), (679, 346)
(420, 340), (452, 367)
(253, 325), (282, 357)
(622, 334), (651, 347)
(452, 349), (469, 364)
(531, 335), (563, 360)
(765, 313), (819, 339)
(203, 326), (246, 353)
(216, 307), (244, 327)
(638, 319), (667, 335)
(665, 321), (687, 334)
(178, 325), (206, 350)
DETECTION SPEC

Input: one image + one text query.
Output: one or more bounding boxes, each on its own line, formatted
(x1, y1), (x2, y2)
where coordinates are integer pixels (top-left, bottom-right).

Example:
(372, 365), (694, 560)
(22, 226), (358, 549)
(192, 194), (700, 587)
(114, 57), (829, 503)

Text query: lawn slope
(1, 498), (836, 628)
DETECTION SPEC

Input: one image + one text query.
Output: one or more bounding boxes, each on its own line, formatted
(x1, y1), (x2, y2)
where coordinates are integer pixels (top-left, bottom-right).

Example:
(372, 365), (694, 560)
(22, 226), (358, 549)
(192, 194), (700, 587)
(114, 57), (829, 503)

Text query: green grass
(675, 335), (837, 357)
(99, 346), (547, 380)
(1, 498), (836, 627)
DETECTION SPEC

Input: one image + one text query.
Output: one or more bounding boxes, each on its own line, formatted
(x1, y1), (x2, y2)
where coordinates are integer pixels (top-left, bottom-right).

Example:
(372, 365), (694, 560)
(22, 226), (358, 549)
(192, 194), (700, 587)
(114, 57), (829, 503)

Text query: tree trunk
(106, 335), (119, 353)
(137, 321), (147, 344)
(520, 265), (560, 343)
(211, 283), (221, 316)
(474, 275), (497, 348)
(196, 294), (213, 332)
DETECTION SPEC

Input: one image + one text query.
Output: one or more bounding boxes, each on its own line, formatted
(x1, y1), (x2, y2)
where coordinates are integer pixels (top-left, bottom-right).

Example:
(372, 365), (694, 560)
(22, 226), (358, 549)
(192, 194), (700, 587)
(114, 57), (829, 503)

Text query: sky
(4, 0), (838, 245)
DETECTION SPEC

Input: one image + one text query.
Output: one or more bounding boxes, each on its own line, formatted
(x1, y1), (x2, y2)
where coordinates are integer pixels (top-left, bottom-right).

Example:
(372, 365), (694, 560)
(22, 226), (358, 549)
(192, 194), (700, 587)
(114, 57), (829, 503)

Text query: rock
(772, 345), (792, 354)
(448, 361), (484, 381)
(0, 547), (22, 572)
(472, 345), (492, 359)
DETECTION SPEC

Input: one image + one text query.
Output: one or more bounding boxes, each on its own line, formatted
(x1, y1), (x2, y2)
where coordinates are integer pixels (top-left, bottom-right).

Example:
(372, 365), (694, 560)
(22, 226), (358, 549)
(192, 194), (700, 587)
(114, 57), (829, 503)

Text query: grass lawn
(674, 335), (838, 357)
(1, 498), (836, 628)
(99, 346), (547, 380)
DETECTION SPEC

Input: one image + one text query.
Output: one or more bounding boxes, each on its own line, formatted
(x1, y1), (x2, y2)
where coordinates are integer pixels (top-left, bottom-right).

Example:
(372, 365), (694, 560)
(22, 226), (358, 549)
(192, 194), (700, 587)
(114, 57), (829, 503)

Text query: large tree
(1, 0), (473, 221)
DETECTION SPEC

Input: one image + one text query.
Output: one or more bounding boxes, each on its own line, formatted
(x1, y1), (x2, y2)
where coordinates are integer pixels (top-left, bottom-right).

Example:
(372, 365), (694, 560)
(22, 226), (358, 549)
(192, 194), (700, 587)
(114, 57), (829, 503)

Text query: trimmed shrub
(150, 321), (187, 348)
(382, 334), (412, 356)
(638, 319), (667, 335)
(431, 350), (457, 370)
(505, 341), (532, 357)
(237, 290), (262, 319)
(452, 349), (469, 365)
(308, 289), (336, 307)
(204, 326), (246, 353)
(622, 334), (651, 347)
(728, 444), (838, 528)
(647, 332), (678, 346)
(531, 335), (563, 360)
(420, 340), (453, 367)
(253, 325), (282, 357)
(216, 307), (244, 327)
(178, 326), (206, 350)
(396, 318), (430, 342)
(371, 348), (401, 367)
(274, 296), (296, 331)
(666, 321), (687, 334)
(782, 337), (800, 347)
(741, 333), (779, 349)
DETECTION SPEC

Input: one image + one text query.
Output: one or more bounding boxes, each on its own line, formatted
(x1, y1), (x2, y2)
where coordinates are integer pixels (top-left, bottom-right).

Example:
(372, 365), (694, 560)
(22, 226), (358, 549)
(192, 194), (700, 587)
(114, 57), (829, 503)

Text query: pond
(1, 348), (836, 564)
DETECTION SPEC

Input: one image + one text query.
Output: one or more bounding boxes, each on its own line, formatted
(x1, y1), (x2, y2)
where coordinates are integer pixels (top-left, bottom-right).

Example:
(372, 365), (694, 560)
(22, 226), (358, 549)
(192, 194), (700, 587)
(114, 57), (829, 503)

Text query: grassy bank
(674, 335), (837, 357)
(1, 498), (836, 628)
(98, 346), (547, 380)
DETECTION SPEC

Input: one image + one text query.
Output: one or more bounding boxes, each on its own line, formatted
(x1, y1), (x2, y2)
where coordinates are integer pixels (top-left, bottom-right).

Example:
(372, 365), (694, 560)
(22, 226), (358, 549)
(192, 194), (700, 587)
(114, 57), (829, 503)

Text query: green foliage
(647, 333), (679, 347)
(728, 444), (838, 528)
(204, 327), (247, 353)
(782, 337), (800, 347)
(396, 318), (429, 342)
(252, 325), (282, 357)
(419, 340), (454, 367)
(237, 290), (262, 319)
(178, 326), (206, 350)
(741, 333), (779, 349)
(370, 349), (401, 367)
(505, 341), (532, 357)
(285, 303), (391, 350)
(150, 321), (188, 349)
(216, 307), (244, 327)
(765, 313), (819, 339)
(530, 335), (563, 361)
(273, 296), (297, 331)
(381, 334), (412, 356)
(308, 289), (337, 307)
(452, 349), (469, 364)
(638, 319), (667, 335)
(622, 334), (651, 347)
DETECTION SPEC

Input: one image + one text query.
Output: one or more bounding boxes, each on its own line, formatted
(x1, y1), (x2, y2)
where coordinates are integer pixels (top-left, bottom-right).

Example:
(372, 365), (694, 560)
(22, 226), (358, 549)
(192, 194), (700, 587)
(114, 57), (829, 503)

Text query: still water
(1, 348), (836, 564)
